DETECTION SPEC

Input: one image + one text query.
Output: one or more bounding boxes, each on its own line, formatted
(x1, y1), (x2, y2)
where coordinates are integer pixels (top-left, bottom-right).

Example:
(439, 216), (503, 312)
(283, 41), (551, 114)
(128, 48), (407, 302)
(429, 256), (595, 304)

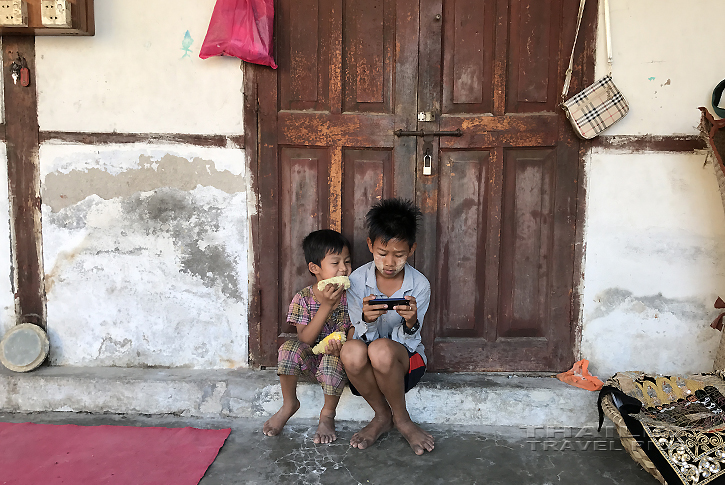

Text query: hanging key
(10, 54), (21, 85)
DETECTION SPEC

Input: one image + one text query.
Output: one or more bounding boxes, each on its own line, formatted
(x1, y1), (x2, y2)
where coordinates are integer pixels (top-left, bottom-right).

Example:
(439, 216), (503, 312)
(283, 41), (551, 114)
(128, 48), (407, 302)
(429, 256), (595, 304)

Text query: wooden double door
(246, 0), (596, 371)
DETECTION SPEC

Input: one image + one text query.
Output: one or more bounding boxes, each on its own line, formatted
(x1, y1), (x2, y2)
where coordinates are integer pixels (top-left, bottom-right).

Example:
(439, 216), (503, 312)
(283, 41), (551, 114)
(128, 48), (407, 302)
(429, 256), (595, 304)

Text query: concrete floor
(0, 412), (659, 485)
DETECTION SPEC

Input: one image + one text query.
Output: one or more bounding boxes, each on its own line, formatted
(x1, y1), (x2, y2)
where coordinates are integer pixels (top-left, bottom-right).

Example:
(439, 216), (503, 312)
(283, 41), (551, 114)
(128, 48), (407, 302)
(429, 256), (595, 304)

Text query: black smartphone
(370, 297), (410, 310)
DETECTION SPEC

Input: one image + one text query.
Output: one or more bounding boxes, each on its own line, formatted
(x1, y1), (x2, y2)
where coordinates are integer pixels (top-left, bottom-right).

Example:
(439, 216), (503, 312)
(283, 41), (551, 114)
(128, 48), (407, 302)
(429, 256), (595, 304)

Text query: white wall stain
(580, 150), (725, 377)
(41, 144), (249, 368)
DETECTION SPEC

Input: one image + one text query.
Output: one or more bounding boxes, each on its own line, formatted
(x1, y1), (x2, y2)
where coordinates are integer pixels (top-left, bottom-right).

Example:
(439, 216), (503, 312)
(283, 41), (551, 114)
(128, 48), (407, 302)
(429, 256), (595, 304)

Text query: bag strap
(714, 79), (725, 118)
(561, 0), (613, 102)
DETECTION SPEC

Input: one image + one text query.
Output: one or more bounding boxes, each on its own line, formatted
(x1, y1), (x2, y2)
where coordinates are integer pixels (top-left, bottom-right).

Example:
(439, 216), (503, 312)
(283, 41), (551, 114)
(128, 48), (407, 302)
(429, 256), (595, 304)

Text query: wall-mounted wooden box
(0, 0), (93, 35)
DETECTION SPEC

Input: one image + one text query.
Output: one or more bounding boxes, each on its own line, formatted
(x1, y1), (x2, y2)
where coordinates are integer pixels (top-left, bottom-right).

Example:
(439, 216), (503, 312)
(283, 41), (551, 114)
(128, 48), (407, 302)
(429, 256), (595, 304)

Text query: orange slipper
(556, 359), (604, 391)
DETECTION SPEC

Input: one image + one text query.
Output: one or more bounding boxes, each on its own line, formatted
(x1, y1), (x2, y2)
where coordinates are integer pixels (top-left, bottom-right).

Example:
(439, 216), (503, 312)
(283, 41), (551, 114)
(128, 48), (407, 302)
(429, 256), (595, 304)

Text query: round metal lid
(0, 323), (49, 373)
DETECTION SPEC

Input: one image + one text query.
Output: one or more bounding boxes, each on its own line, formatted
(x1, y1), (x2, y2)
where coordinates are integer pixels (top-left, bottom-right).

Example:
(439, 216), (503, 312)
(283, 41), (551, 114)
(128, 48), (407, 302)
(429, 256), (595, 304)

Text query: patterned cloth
(287, 286), (351, 339)
(601, 372), (725, 484)
(277, 340), (347, 396)
(277, 286), (352, 396)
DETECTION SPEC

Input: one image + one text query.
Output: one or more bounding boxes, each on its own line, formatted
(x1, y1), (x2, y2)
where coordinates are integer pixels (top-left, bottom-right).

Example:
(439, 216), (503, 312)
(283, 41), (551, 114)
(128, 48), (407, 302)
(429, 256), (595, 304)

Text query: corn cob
(317, 275), (351, 291)
(312, 332), (347, 354)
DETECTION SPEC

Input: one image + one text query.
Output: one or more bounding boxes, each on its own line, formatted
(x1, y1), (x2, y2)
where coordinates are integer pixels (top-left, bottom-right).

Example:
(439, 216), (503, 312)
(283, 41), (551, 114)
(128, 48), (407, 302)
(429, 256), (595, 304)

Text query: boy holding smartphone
(342, 198), (434, 455)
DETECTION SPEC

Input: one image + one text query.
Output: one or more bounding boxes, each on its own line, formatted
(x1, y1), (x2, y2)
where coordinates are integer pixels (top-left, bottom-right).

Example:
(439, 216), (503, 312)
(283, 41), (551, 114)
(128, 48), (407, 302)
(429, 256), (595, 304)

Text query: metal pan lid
(0, 323), (49, 373)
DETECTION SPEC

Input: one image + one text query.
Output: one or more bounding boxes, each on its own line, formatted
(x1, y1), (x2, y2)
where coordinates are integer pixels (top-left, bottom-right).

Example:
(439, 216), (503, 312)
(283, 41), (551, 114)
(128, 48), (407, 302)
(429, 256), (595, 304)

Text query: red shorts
(349, 348), (426, 396)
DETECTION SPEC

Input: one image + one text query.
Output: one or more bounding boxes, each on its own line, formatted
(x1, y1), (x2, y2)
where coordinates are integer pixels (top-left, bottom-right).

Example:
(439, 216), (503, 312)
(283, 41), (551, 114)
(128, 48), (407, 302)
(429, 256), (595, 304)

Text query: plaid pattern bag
(561, 0), (628, 139)
(562, 75), (629, 139)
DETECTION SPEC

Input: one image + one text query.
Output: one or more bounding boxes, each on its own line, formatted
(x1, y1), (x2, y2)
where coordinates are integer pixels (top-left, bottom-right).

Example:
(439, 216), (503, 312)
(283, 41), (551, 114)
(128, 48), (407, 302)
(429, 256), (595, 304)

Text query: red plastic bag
(199, 0), (277, 69)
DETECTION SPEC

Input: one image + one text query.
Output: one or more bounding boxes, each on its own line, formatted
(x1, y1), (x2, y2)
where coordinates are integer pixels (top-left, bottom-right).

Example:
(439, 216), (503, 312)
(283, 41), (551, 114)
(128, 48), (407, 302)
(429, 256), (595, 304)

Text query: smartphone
(370, 297), (410, 310)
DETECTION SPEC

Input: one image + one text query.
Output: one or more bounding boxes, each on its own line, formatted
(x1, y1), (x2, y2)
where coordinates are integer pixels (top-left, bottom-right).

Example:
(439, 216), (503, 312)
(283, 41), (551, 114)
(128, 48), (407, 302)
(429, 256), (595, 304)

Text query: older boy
(263, 229), (353, 444)
(342, 198), (434, 455)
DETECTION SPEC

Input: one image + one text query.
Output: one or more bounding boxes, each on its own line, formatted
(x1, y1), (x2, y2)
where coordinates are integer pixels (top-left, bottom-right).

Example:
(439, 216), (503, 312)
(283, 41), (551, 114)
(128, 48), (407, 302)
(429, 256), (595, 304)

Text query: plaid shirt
(287, 286), (351, 344)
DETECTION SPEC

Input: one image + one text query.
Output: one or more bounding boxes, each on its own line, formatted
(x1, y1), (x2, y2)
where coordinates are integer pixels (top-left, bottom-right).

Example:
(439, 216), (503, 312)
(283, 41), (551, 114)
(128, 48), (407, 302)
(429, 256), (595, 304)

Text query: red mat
(0, 422), (230, 485)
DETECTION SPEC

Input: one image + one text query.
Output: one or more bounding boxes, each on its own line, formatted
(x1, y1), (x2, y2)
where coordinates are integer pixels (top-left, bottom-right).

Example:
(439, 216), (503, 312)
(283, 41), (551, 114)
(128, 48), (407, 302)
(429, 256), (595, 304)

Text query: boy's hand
(316, 283), (345, 308)
(396, 295), (417, 328)
(362, 294), (389, 323)
(324, 338), (344, 357)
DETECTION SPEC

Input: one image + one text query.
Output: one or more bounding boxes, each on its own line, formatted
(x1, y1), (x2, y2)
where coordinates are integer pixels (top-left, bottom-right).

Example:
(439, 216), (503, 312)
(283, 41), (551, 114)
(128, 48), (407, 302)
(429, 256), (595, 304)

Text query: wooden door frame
(3, 36), (46, 329)
(245, 0), (599, 369)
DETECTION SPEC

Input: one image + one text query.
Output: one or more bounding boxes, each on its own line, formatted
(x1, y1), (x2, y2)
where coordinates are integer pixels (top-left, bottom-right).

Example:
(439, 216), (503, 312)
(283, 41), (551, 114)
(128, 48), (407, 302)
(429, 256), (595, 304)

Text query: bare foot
(350, 414), (393, 450)
(314, 411), (337, 444)
(395, 418), (434, 455)
(263, 400), (300, 437)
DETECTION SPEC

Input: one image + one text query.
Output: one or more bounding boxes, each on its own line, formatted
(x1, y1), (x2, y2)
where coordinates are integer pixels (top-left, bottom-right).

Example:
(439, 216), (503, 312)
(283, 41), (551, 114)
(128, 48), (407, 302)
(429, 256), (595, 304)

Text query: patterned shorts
(277, 339), (348, 397)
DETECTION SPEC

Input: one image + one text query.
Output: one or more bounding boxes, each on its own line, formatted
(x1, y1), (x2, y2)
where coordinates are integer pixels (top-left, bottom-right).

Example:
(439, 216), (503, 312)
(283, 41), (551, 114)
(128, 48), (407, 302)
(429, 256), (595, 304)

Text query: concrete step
(0, 367), (600, 427)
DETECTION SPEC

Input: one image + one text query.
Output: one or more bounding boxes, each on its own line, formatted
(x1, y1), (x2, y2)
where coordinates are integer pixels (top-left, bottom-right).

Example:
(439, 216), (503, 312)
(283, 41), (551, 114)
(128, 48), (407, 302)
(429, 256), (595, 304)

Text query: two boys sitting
(262, 198), (434, 455)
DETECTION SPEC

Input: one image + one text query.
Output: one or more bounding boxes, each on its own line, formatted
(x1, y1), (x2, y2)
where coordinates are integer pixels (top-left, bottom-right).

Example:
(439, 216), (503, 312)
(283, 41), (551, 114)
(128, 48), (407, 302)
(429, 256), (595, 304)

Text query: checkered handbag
(561, 0), (628, 139)
(562, 75), (629, 139)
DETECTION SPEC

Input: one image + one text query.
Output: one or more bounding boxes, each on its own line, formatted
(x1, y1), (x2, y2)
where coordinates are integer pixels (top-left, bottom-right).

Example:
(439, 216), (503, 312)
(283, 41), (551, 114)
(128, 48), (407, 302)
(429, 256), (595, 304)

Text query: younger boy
(342, 198), (434, 455)
(263, 229), (353, 444)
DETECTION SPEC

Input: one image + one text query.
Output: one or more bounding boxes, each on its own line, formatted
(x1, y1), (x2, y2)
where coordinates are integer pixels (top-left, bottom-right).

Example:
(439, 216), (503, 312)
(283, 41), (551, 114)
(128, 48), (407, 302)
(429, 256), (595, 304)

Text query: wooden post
(3, 35), (45, 329)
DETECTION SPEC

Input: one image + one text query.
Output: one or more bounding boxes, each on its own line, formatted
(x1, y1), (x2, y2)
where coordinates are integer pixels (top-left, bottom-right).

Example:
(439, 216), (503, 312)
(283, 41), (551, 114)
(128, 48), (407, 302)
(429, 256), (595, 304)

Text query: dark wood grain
(3, 36), (44, 328)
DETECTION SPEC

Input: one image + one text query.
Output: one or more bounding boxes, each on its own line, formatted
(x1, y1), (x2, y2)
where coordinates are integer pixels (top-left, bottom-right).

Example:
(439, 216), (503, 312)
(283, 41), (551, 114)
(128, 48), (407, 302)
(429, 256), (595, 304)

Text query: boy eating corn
(263, 229), (353, 444)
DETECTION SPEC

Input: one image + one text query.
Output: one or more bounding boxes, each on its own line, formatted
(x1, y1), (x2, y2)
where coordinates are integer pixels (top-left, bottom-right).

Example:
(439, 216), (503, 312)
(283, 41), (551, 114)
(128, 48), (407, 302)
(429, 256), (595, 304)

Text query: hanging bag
(199, 0), (278, 69)
(561, 0), (628, 139)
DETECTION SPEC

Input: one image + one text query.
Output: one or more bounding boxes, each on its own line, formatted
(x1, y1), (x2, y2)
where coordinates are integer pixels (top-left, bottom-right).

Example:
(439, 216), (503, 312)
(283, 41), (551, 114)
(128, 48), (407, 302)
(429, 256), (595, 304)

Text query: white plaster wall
(595, 0), (725, 134)
(579, 2), (725, 378)
(0, 143), (16, 337)
(581, 149), (725, 378)
(40, 144), (249, 368)
(35, 0), (243, 134)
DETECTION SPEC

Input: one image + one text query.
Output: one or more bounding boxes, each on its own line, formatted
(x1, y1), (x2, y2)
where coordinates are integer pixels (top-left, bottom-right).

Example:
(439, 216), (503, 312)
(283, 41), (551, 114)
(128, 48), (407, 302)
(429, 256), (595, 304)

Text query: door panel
(507, 0), (562, 112)
(436, 150), (491, 338)
(278, 0), (330, 111)
(498, 148), (555, 339)
(343, 0), (395, 111)
(251, 0), (595, 370)
(442, 0), (496, 113)
(260, 0), (420, 358)
(341, 149), (395, 267)
(279, 148), (331, 339)
(423, 0), (586, 371)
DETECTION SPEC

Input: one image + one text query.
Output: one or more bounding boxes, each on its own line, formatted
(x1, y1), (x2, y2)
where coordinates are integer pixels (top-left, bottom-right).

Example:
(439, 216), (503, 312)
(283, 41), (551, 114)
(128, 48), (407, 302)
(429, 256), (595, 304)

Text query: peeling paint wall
(579, 1), (725, 378)
(30, 0), (249, 369)
(581, 150), (725, 377)
(40, 144), (248, 368)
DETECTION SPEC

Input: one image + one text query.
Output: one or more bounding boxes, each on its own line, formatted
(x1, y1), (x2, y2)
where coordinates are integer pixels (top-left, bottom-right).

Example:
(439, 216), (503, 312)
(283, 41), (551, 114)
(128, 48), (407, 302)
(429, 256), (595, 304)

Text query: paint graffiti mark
(648, 77), (655, 81)
(181, 30), (194, 58)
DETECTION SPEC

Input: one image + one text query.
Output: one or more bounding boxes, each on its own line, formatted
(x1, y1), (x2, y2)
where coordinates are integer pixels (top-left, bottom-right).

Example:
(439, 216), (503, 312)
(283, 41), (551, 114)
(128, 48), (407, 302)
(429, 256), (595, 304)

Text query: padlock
(423, 154), (432, 176)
